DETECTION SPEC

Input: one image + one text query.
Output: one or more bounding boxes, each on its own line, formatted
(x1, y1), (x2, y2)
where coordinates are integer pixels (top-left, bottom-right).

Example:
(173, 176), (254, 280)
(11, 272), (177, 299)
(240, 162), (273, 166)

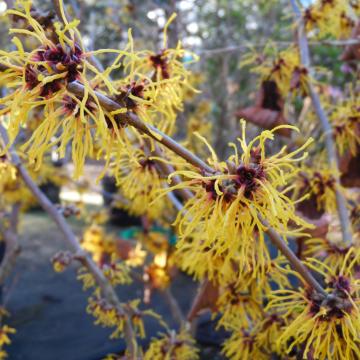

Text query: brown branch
(151, 144), (194, 201)
(260, 216), (327, 296)
(290, 0), (353, 246)
(197, 39), (360, 57)
(67, 82), (214, 174)
(0, 125), (139, 359)
(162, 288), (186, 328)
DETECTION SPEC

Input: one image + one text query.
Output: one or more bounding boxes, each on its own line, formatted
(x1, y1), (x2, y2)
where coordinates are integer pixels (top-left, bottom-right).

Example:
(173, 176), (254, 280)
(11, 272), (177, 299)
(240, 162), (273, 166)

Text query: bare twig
(151, 144), (194, 201)
(67, 82), (214, 174)
(290, 0), (353, 246)
(162, 288), (186, 328)
(0, 125), (139, 359)
(196, 39), (360, 57)
(260, 216), (327, 296)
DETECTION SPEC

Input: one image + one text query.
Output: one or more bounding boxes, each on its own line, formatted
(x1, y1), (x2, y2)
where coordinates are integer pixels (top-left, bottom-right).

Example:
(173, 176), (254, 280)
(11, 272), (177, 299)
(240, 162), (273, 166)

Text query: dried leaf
(341, 20), (360, 62)
(296, 194), (325, 220)
(301, 213), (331, 239)
(235, 80), (290, 137)
(115, 237), (133, 260)
(187, 279), (219, 321)
(339, 148), (360, 188)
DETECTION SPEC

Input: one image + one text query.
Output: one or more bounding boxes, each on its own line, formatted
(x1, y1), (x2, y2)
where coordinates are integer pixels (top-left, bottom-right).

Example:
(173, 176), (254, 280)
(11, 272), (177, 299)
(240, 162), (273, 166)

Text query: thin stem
(0, 125), (139, 359)
(162, 288), (186, 328)
(67, 82), (214, 173)
(259, 216), (327, 296)
(197, 39), (360, 57)
(290, 0), (353, 245)
(151, 144), (194, 201)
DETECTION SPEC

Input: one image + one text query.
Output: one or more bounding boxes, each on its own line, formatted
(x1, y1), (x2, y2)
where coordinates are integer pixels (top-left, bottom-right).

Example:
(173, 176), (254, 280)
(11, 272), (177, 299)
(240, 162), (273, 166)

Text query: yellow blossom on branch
(303, 0), (358, 39)
(111, 135), (172, 220)
(144, 329), (199, 360)
(293, 167), (339, 214)
(330, 94), (360, 156)
(267, 251), (360, 359)
(0, 325), (15, 347)
(162, 121), (313, 278)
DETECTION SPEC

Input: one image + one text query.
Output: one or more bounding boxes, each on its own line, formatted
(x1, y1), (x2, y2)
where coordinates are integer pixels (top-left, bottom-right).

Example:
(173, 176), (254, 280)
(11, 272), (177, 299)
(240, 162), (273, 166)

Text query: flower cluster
(111, 134), (173, 220)
(0, 1), (195, 179)
(222, 315), (285, 360)
(303, 0), (359, 39)
(330, 94), (360, 156)
(110, 15), (198, 135)
(87, 298), (160, 339)
(240, 44), (311, 96)
(267, 253), (360, 359)
(166, 121), (312, 279)
(0, 324), (16, 359)
(293, 167), (338, 215)
(144, 329), (199, 360)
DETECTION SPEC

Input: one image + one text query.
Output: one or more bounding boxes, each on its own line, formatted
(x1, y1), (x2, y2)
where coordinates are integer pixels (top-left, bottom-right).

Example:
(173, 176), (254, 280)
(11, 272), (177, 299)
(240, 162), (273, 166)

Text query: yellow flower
(125, 243), (147, 268)
(0, 325), (15, 347)
(51, 251), (73, 273)
(77, 267), (97, 291)
(144, 330), (199, 360)
(303, 0), (357, 39)
(267, 252), (360, 359)
(293, 167), (339, 213)
(304, 237), (360, 275)
(87, 297), (160, 339)
(137, 229), (169, 255)
(175, 224), (291, 291)
(143, 252), (171, 290)
(330, 94), (360, 156)
(0, 156), (35, 209)
(303, 218), (360, 273)
(0, 0), (129, 178)
(222, 312), (286, 359)
(111, 135), (172, 220)
(254, 313), (286, 356)
(163, 121), (313, 278)
(241, 44), (310, 96)
(102, 259), (132, 287)
(107, 15), (198, 135)
(87, 297), (127, 339)
(80, 224), (116, 265)
(174, 230), (240, 283)
(222, 327), (268, 360)
(216, 287), (263, 330)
